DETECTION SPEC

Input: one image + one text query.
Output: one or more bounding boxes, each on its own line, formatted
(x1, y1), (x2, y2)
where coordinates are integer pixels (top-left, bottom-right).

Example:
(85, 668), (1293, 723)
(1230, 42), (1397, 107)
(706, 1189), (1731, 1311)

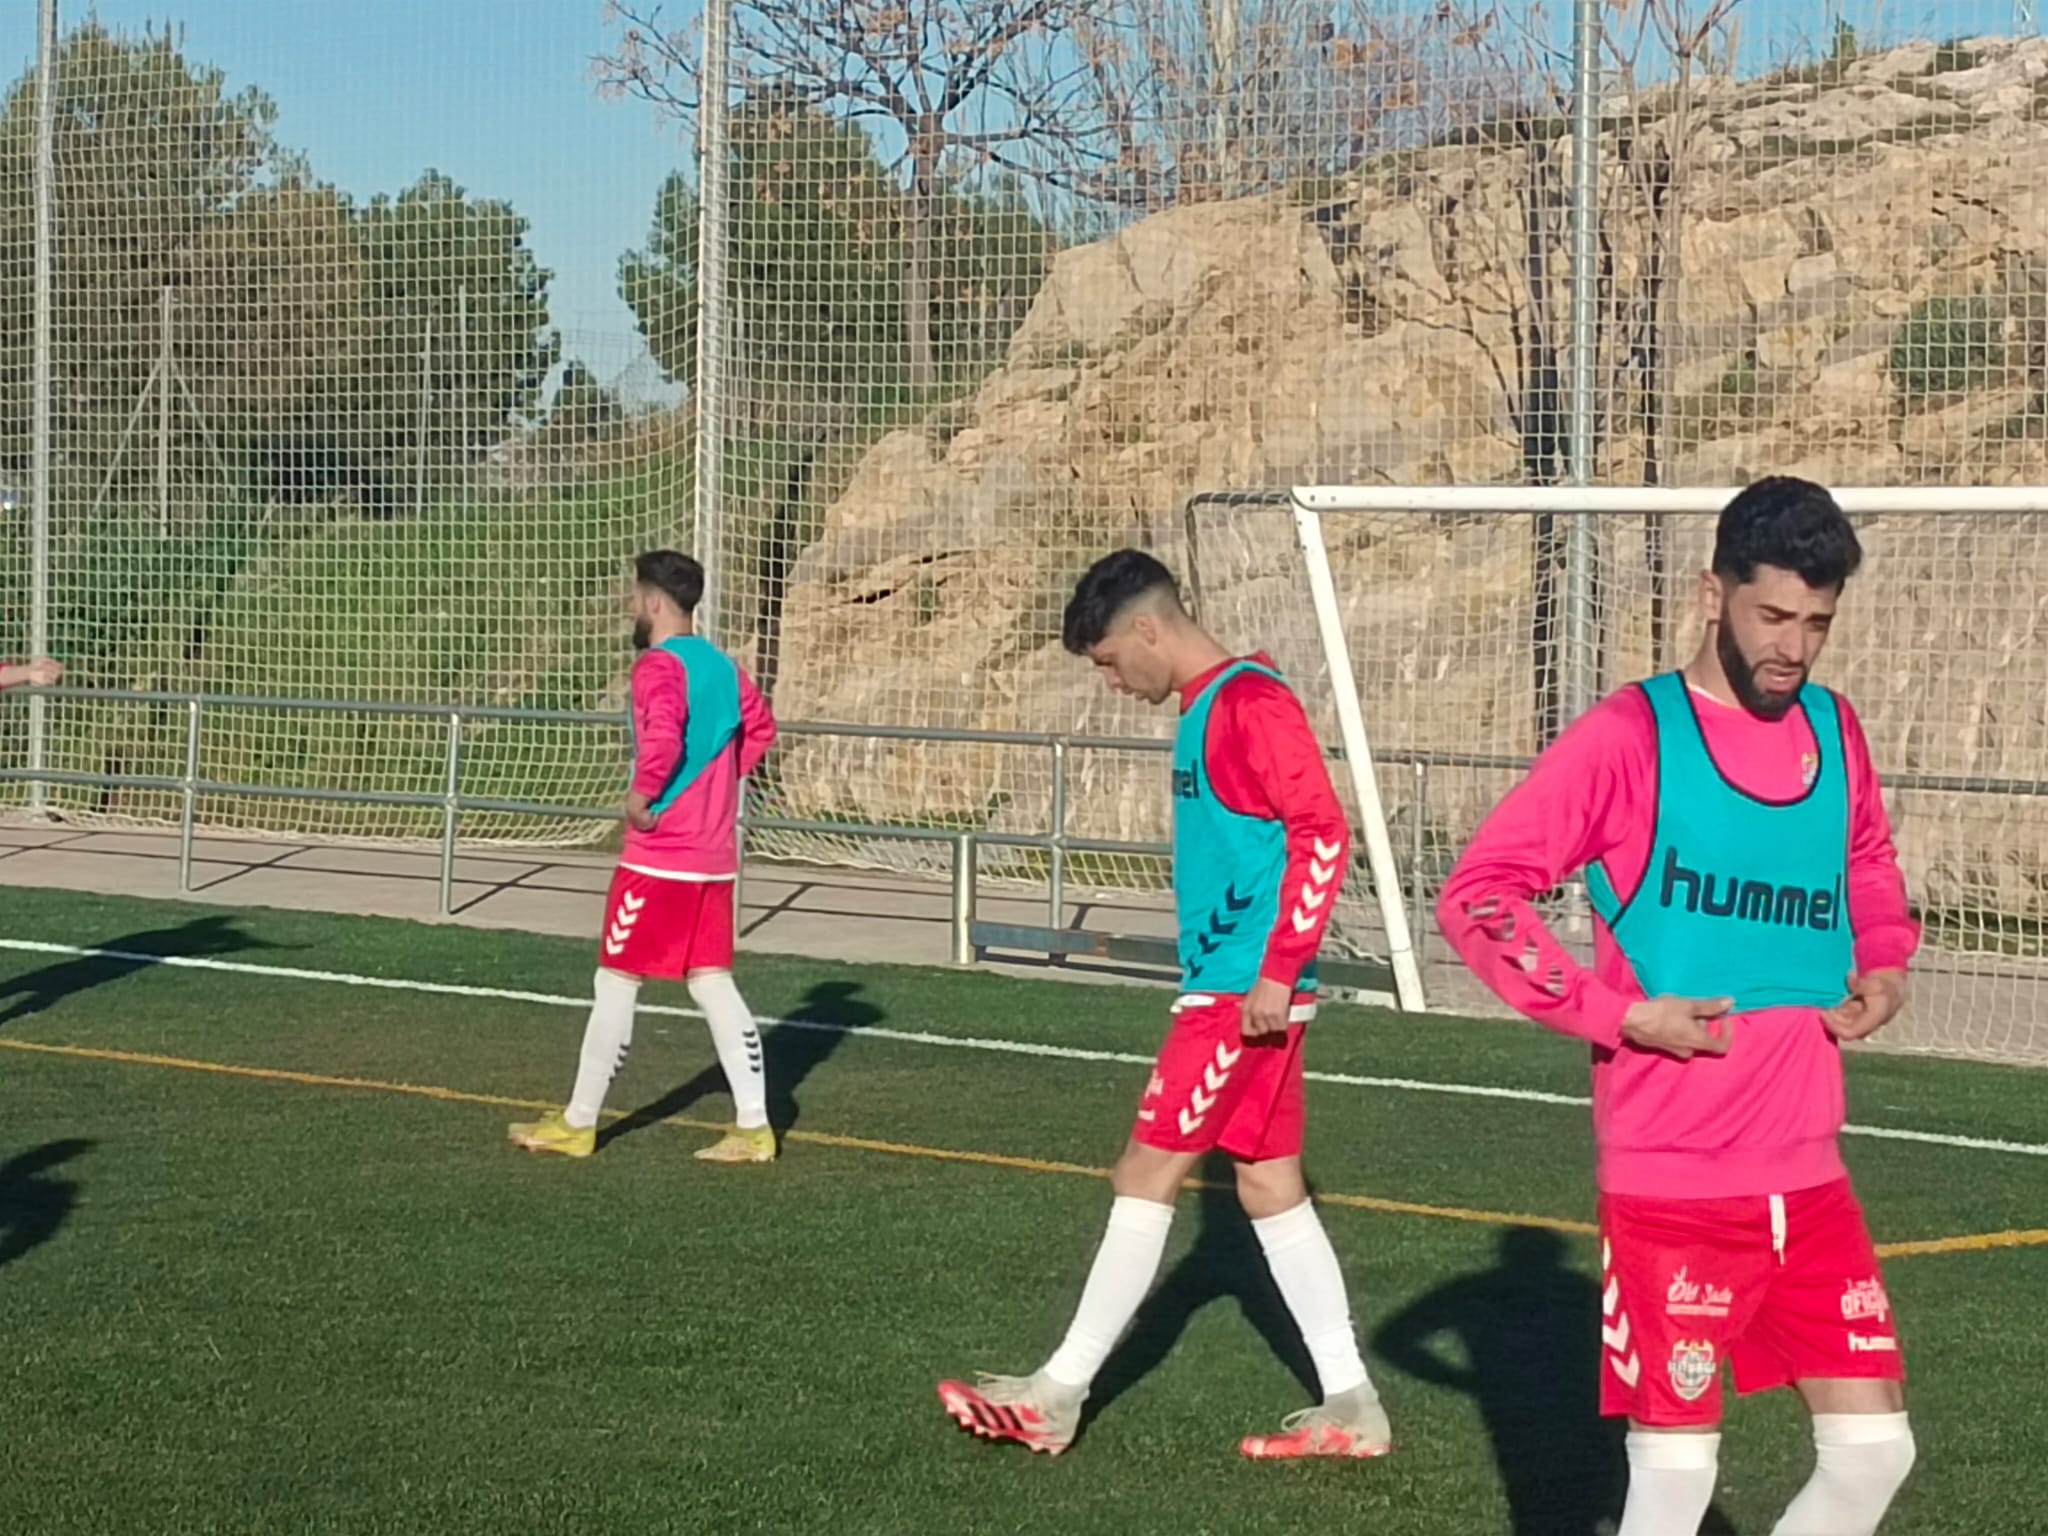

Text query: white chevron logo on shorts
(1180, 1040), (1242, 1137)
(604, 891), (646, 957)
(1601, 1243), (1641, 1391)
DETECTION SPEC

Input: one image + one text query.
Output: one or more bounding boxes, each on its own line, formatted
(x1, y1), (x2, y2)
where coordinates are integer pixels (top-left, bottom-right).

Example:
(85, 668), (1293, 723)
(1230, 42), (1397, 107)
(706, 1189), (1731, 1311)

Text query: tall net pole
(692, 0), (734, 645)
(28, 0), (57, 812)
(1564, 0), (1602, 729)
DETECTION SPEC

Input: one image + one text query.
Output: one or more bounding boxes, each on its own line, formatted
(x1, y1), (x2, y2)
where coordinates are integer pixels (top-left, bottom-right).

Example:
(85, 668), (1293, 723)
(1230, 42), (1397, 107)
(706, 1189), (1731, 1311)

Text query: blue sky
(2, 0), (699, 399)
(1, 0), (2030, 405)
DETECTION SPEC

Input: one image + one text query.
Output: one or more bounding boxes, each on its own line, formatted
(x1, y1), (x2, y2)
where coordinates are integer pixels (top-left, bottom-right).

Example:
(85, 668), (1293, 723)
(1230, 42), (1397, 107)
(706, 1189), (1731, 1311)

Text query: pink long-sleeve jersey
(1436, 680), (1919, 1199)
(621, 643), (778, 880)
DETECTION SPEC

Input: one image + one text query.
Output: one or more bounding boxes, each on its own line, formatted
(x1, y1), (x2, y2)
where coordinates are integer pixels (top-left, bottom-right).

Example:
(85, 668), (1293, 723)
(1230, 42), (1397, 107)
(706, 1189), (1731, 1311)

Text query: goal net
(1190, 485), (2048, 1068)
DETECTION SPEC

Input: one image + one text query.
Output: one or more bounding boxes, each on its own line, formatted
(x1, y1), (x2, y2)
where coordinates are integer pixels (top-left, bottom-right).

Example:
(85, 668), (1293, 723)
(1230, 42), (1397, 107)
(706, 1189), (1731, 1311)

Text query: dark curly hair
(1061, 550), (1183, 655)
(1712, 477), (1863, 592)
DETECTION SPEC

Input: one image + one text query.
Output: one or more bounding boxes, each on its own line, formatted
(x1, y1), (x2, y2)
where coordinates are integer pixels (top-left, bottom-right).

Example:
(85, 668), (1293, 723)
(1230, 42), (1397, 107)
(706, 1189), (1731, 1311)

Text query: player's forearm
(1849, 870), (1920, 976)
(736, 684), (778, 778)
(1258, 822), (1347, 987)
(629, 739), (681, 799)
(1435, 880), (1631, 1047)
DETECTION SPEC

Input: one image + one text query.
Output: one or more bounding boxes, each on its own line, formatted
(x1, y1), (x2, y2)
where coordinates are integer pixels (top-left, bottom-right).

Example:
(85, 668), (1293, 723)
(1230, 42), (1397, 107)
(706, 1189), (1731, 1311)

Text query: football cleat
(938, 1372), (1083, 1456)
(1240, 1393), (1393, 1460)
(507, 1110), (596, 1159)
(694, 1124), (778, 1164)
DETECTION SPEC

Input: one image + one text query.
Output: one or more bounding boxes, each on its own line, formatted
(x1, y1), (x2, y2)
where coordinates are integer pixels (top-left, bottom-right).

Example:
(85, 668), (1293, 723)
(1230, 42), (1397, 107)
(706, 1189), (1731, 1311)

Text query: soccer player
(937, 550), (1392, 1460)
(1437, 479), (1918, 1536)
(508, 551), (780, 1164)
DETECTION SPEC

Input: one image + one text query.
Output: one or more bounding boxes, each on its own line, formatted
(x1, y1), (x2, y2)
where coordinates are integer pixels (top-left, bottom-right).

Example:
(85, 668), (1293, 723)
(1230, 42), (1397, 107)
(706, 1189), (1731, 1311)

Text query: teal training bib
(1172, 661), (1317, 997)
(645, 635), (743, 814)
(1585, 672), (1853, 1012)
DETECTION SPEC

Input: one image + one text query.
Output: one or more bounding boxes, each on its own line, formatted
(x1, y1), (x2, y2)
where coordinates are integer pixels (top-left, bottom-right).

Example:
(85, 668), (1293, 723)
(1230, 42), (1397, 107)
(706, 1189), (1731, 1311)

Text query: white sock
(1252, 1200), (1373, 1400)
(687, 970), (768, 1131)
(1042, 1196), (1176, 1394)
(564, 968), (640, 1129)
(1619, 1431), (1722, 1536)
(1771, 1413), (1916, 1536)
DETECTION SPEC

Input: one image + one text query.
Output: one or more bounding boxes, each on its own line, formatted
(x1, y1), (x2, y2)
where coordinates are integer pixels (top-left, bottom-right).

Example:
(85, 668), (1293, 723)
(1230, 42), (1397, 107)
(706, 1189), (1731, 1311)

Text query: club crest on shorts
(1667, 1339), (1717, 1402)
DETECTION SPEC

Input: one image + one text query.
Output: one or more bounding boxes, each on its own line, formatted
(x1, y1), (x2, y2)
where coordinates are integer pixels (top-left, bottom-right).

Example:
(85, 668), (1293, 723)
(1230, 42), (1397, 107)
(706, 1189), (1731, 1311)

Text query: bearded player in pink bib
(1440, 480), (1919, 1535)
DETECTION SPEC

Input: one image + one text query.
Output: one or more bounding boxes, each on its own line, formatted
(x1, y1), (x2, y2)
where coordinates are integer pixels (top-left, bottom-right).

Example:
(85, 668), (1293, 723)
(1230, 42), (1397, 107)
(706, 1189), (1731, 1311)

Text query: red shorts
(1597, 1177), (1904, 1426)
(1130, 992), (1314, 1162)
(597, 868), (735, 979)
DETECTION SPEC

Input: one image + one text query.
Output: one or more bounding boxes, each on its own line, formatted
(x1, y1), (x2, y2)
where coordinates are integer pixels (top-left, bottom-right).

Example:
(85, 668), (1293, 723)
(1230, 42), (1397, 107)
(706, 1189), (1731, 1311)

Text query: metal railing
(10, 685), (2048, 975)
(0, 686), (1176, 967)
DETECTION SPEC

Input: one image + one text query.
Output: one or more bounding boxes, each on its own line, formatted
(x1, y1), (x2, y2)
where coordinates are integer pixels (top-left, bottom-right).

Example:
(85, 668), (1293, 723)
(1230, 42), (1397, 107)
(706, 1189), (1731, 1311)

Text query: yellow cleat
(507, 1110), (596, 1159)
(694, 1124), (778, 1164)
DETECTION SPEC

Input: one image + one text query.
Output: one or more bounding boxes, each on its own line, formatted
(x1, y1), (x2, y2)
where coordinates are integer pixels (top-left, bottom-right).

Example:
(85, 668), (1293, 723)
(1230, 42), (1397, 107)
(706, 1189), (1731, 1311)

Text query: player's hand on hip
(1621, 994), (1735, 1060)
(1822, 969), (1907, 1042)
(623, 791), (659, 833)
(1241, 976), (1292, 1040)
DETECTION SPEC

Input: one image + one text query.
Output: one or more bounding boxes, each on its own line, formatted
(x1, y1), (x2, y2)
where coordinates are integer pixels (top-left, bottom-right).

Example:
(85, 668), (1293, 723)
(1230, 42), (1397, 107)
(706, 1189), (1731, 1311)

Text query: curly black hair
(1061, 549), (1182, 655)
(1712, 477), (1863, 591)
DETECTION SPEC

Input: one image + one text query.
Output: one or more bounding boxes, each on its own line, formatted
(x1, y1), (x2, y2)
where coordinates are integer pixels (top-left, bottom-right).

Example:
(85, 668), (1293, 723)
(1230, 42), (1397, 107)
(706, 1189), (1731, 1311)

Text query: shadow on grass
(603, 980), (883, 1147)
(1374, 1226), (1740, 1536)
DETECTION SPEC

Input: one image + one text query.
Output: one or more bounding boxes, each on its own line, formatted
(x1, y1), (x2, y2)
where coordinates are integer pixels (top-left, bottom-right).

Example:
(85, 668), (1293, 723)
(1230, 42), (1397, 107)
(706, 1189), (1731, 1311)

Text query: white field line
(1, 938), (2042, 1159)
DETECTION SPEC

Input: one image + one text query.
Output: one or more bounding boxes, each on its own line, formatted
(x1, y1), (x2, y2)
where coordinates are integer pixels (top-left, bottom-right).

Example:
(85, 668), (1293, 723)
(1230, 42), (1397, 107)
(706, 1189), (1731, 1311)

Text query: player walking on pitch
(1439, 480), (1917, 1535)
(938, 550), (1392, 1460)
(509, 551), (780, 1163)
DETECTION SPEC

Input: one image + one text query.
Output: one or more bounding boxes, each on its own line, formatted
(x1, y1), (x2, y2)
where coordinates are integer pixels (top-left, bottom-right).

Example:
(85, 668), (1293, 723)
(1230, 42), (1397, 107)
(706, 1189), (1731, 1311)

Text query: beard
(1717, 621), (1803, 720)
(631, 617), (652, 652)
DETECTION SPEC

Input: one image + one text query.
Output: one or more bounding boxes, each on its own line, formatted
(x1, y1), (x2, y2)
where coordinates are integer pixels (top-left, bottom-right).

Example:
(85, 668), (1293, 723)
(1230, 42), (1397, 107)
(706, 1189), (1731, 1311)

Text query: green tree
(546, 360), (626, 441)
(622, 88), (903, 427)
(0, 22), (279, 498)
(621, 89), (1048, 418)
(602, 1), (1091, 392)
(345, 170), (559, 511)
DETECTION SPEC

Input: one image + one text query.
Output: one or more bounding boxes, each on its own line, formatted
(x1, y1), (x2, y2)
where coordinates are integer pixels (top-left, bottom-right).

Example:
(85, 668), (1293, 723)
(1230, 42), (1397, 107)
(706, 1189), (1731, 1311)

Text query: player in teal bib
(1586, 671), (1852, 1013)
(645, 634), (743, 815)
(1174, 659), (1319, 997)
(937, 550), (1391, 1464)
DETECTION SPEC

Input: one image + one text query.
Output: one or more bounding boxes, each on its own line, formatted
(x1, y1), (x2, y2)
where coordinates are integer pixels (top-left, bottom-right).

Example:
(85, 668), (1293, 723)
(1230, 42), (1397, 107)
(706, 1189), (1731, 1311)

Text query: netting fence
(4, 2), (2048, 1058)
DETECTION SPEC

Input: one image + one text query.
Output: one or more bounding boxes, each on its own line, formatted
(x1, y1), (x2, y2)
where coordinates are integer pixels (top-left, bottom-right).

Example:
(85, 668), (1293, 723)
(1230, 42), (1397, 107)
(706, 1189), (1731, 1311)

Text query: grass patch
(0, 890), (2044, 1533)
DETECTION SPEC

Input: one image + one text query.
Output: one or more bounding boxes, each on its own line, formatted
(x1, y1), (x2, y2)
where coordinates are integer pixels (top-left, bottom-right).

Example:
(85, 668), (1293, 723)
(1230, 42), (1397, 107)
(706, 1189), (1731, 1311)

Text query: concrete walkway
(0, 819), (1177, 985)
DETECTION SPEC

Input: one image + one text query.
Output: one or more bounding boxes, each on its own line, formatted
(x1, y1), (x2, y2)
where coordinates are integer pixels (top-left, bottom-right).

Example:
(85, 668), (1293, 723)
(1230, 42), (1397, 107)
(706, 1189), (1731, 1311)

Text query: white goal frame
(1289, 482), (2048, 1018)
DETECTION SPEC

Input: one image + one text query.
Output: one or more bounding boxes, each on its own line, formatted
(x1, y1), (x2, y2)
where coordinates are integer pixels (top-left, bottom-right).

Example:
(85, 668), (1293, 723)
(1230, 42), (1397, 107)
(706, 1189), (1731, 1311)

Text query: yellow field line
(5, 1036), (2037, 1258)
(1876, 1228), (2048, 1259)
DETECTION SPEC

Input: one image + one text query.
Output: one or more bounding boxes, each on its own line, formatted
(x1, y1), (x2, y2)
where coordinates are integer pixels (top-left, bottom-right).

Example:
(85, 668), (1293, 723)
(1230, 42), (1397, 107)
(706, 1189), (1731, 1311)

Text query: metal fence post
(438, 712), (464, 916)
(177, 698), (201, 893)
(1409, 758), (1429, 961)
(1049, 738), (1068, 930)
(950, 831), (977, 967)
(692, 0), (734, 641)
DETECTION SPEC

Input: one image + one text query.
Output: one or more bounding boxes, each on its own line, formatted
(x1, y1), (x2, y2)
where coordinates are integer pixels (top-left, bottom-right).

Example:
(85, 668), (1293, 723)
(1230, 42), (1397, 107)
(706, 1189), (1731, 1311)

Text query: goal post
(1293, 500), (1430, 1013)
(1278, 482), (2048, 1064)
